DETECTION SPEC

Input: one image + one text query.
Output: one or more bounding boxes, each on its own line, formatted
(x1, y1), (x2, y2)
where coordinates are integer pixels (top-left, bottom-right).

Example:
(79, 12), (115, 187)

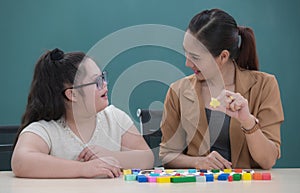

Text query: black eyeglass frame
(64, 71), (108, 92)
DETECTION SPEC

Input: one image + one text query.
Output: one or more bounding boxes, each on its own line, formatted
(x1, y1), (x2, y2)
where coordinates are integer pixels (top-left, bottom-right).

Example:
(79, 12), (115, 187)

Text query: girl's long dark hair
(14, 48), (85, 147)
(188, 8), (259, 70)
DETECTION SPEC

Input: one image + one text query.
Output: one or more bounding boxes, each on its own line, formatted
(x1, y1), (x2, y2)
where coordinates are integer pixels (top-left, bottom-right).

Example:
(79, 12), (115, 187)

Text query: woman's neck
(202, 61), (235, 86)
(220, 60), (235, 87)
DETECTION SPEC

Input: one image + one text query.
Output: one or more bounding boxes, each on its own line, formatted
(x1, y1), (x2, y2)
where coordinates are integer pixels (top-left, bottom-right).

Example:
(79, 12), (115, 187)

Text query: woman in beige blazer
(159, 9), (284, 169)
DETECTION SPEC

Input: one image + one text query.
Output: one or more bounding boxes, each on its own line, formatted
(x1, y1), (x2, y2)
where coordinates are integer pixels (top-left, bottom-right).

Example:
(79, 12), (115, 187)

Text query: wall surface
(0, 0), (299, 168)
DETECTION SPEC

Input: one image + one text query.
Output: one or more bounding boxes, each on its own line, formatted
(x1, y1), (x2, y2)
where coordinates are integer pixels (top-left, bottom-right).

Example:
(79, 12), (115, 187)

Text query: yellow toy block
(242, 173), (252, 181)
(214, 174), (219, 180)
(210, 97), (220, 108)
(157, 176), (171, 183)
(165, 169), (174, 174)
(223, 169), (232, 173)
(123, 169), (132, 175)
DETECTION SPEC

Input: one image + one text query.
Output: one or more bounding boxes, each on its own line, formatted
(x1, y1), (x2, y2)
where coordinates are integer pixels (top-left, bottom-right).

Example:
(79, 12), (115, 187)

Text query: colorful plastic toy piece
(199, 169), (208, 173)
(233, 173), (242, 181)
(147, 176), (157, 183)
(210, 97), (220, 108)
(157, 176), (171, 183)
(154, 169), (163, 174)
(149, 173), (160, 177)
(234, 169), (243, 173)
(171, 176), (196, 183)
(196, 176), (206, 182)
(188, 169), (197, 173)
(211, 169), (220, 173)
(213, 174), (219, 180)
(223, 169), (232, 173)
(228, 175), (233, 182)
(124, 174), (137, 181)
(137, 175), (148, 183)
(176, 170), (185, 174)
(252, 173), (262, 180)
(123, 169), (132, 175)
(218, 173), (229, 181)
(132, 169), (141, 175)
(242, 173), (252, 181)
(205, 174), (214, 182)
(262, 173), (271, 180)
(165, 169), (174, 174)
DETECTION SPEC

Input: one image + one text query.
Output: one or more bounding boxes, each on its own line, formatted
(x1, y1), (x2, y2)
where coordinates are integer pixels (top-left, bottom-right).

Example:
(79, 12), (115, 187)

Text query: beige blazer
(160, 66), (284, 169)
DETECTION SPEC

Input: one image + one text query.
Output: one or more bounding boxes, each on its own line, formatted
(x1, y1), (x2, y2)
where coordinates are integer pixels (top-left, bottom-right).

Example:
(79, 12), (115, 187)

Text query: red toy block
(228, 175), (233, 182)
(262, 173), (271, 180)
(234, 169), (243, 173)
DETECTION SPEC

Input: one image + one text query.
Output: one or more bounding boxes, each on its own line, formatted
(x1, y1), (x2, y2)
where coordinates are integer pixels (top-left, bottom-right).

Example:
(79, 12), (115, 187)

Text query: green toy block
(171, 176), (196, 183)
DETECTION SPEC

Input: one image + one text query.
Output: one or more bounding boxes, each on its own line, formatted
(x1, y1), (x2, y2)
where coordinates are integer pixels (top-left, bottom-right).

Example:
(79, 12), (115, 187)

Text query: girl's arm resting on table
(11, 132), (121, 178)
(78, 125), (154, 169)
(120, 125), (154, 169)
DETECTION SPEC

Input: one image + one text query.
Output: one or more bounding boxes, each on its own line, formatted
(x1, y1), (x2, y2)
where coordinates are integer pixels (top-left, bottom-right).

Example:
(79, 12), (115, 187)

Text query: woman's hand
(213, 90), (256, 129)
(195, 151), (232, 169)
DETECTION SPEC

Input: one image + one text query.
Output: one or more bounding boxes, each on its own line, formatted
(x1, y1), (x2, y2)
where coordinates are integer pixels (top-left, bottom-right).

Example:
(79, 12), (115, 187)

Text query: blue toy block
(188, 169), (197, 173)
(218, 173), (230, 181)
(199, 169), (208, 173)
(149, 173), (160, 177)
(132, 169), (141, 175)
(137, 175), (148, 183)
(205, 174), (214, 182)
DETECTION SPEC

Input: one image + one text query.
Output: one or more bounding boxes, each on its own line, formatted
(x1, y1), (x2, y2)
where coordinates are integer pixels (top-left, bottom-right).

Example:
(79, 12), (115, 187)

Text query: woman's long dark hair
(14, 48), (86, 147)
(188, 8), (259, 70)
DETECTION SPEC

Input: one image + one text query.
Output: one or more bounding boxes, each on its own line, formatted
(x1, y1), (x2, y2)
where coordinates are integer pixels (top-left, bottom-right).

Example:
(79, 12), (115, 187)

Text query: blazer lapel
(182, 77), (210, 155)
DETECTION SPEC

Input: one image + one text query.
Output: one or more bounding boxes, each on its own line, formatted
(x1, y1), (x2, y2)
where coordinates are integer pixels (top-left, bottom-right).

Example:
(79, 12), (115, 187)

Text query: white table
(0, 169), (299, 193)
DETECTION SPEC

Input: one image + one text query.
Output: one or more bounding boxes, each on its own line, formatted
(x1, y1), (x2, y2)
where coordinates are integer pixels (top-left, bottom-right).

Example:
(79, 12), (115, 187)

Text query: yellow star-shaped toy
(210, 97), (220, 108)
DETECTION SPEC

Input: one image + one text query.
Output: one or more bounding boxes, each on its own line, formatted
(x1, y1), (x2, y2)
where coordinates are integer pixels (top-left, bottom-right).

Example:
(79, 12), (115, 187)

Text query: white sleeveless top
(21, 105), (133, 160)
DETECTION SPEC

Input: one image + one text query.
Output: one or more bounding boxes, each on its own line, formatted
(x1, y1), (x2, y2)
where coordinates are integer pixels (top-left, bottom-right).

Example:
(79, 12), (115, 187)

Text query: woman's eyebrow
(182, 46), (200, 57)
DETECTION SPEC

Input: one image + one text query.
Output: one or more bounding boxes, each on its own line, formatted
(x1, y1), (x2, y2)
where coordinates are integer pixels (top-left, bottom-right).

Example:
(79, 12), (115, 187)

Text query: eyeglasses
(65, 71), (108, 91)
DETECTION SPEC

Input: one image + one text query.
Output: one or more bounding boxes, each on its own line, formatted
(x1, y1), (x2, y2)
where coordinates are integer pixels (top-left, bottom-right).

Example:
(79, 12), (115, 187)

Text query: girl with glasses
(11, 48), (154, 178)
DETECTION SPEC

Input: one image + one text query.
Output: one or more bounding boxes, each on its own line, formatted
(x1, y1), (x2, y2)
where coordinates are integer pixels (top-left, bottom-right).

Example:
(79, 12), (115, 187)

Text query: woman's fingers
(208, 151), (232, 169)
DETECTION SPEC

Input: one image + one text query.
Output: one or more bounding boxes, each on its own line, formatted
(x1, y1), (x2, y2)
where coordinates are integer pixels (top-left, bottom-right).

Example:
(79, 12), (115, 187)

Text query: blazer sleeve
(256, 75), (284, 158)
